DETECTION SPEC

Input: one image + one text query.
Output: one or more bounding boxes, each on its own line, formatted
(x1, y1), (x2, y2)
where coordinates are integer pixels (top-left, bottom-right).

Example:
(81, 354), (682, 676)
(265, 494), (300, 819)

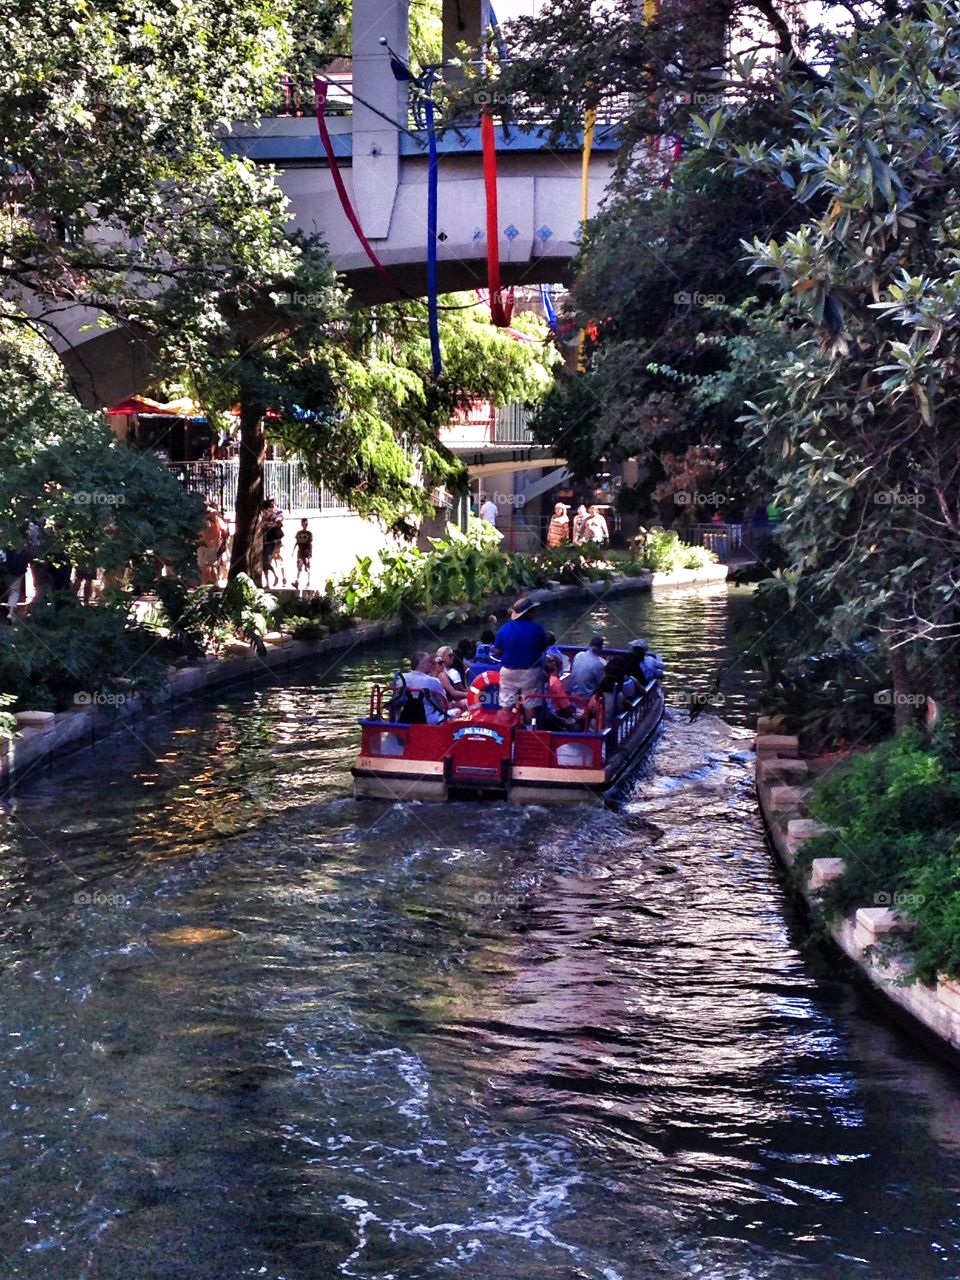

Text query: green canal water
(1, 585), (959, 1279)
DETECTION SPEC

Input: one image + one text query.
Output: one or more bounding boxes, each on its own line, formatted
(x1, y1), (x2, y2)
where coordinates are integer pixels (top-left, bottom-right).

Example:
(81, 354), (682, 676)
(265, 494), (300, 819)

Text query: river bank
(1, 569), (721, 787)
(755, 722), (960, 1063)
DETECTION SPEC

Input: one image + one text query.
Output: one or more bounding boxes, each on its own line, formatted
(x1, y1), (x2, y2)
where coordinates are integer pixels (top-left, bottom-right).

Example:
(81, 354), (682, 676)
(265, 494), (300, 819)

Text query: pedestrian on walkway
(584, 506), (609, 546)
(572, 505), (589, 545)
(546, 503), (571, 548)
(294, 519), (313, 591)
(199, 502), (228, 586)
(261, 499), (285, 587)
(0, 540), (29, 622)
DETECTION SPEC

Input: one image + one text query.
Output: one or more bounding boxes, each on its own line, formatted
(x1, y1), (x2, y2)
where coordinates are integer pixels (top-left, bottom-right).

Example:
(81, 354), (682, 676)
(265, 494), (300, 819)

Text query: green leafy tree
(170, 283), (559, 581)
(0, 0), (343, 399)
(531, 150), (798, 514)
(710, 3), (960, 714)
(0, 327), (202, 584)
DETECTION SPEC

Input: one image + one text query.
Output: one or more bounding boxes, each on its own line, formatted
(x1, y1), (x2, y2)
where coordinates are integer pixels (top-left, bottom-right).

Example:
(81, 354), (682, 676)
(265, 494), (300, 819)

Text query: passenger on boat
(457, 638), (476, 663)
(597, 657), (629, 726)
(392, 652), (450, 724)
(570, 635), (606, 698)
(434, 648), (469, 705)
(473, 629), (497, 662)
(493, 596), (547, 723)
(628, 637), (664, 681)
(543, 631), (569, 673)
(541, 654), (583, 729)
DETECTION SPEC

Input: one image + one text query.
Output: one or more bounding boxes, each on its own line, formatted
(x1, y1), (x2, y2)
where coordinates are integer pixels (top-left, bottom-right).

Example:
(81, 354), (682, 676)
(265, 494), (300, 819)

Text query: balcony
(441, 403), (535, 450)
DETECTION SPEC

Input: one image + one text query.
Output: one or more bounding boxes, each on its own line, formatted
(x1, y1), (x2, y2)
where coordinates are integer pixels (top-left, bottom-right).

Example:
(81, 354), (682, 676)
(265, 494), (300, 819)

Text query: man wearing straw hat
(493, 596), (548, 724)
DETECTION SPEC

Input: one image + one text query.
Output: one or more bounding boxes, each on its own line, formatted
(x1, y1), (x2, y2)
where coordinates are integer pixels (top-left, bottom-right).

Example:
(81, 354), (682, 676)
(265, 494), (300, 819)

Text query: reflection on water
(0, 586), (959, 1278)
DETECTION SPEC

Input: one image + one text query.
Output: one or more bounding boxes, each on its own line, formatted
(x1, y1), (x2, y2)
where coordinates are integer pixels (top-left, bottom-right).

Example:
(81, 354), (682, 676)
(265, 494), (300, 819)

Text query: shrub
(532, 544), (614, 583)
(151, 574), (279, 656)
(0, 601), (167, 710)
(338, 520), (532, 620)
(800, 731), (960, 981)
(629, 528), (718, 574)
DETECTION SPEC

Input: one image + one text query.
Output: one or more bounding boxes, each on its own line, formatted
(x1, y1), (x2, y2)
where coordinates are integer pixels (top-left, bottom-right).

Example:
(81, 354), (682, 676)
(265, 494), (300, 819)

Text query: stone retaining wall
(754, 719), (960, 1059)
(649, 564), (729, 590)
(0, 572), (661, 789)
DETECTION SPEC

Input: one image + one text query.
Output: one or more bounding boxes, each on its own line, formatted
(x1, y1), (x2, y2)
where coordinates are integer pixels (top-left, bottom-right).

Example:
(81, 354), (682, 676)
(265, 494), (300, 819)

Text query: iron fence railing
(494, 404), (534, 444)
(677, 522), (779, 560)
(166, 460), (352, 515)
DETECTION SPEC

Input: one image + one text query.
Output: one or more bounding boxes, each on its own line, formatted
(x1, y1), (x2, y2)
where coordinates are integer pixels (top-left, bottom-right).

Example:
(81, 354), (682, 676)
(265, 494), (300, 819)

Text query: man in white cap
(493, 596), (547, 723)
(629, 637), (664, 681)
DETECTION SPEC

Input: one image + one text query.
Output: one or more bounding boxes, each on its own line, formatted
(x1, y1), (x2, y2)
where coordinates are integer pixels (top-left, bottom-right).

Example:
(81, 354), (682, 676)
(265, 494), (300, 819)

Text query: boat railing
(368, 683), (384, 720)
(607, 679), (660, 753)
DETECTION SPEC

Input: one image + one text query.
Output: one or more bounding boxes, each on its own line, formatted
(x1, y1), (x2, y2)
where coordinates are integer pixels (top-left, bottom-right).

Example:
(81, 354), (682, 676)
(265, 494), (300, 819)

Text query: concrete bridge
(41, 0), (619, 405)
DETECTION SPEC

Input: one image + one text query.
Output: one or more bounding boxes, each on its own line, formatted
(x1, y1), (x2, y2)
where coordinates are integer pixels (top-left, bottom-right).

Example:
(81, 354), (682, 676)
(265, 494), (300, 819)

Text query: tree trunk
(229, 398), (266, 584)
(889, 646), (913, 733)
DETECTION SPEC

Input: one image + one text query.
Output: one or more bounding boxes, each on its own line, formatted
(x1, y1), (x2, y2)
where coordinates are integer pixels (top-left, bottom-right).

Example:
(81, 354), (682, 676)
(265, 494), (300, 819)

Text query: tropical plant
(0, 693), (18, 741)
(152, 575), (280, 656)
(704, 5), (960, 715)
(0, 326), (204, 587)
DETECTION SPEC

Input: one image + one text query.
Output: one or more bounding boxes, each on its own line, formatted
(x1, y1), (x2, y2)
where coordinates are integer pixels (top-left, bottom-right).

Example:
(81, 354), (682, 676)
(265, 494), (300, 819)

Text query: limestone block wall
(755, 720), (960, 1060)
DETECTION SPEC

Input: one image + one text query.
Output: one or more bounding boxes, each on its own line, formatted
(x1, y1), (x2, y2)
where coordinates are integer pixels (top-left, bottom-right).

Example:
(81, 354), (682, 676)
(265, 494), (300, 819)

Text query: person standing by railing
(572, 505), (589, 545)
(546, 503), (570, 548)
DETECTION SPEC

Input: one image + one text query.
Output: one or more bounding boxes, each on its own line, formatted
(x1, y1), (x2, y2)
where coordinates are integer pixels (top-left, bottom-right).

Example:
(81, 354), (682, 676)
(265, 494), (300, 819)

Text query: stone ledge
(649, 564), (728, 590)
(853, 905), (912, 950)
(756, 714), (960, 1061)
(755, 733), (800, 756)
(15, 710), (56, 732)
(757, 756), (809, 785)
(785, 817), (830, 855)
(809, 857), (845, 890)
(768, 785), (809, 815)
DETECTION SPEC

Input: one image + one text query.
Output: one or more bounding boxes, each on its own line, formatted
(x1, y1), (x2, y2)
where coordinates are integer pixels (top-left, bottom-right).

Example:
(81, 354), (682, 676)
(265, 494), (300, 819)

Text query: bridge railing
(270, 61), (630, 132)
(165, 460), (352, 515)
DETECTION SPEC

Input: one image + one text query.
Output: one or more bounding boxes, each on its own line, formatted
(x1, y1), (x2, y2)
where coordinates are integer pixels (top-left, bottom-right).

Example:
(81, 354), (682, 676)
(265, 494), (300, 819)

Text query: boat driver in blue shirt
(493, 596), (548, 724)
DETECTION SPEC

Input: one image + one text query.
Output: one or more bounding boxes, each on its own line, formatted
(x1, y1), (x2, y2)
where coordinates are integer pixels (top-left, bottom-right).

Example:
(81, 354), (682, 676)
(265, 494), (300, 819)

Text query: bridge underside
(56, 247), (577, 407)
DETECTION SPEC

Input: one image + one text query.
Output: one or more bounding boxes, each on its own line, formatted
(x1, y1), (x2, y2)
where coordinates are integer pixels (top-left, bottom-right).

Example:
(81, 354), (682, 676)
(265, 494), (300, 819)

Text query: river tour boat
(352, 645), (664, 804)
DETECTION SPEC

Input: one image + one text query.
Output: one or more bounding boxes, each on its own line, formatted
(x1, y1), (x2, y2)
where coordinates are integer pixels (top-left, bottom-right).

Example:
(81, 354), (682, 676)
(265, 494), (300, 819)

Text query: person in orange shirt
(546, 502), (571, 548)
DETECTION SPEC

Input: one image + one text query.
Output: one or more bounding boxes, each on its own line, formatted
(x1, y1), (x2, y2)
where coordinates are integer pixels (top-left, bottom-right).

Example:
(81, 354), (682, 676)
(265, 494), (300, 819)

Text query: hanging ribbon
(481, 110), (511, 326)
(539, 284), (559, 335)
(313, 76), (413, 300)
(423, 69), (442, 378)
(576, 105), (597, 370)
(661, 138), (683, 189)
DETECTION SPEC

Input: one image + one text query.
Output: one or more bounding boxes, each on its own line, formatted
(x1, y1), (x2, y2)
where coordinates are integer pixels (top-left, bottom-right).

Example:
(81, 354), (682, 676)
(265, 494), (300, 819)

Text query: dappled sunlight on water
(0, 588), (959, 1278)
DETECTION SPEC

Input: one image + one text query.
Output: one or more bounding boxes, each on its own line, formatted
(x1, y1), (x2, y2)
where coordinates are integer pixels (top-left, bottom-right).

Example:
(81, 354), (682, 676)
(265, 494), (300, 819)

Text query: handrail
(369, 683), (384, 720)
